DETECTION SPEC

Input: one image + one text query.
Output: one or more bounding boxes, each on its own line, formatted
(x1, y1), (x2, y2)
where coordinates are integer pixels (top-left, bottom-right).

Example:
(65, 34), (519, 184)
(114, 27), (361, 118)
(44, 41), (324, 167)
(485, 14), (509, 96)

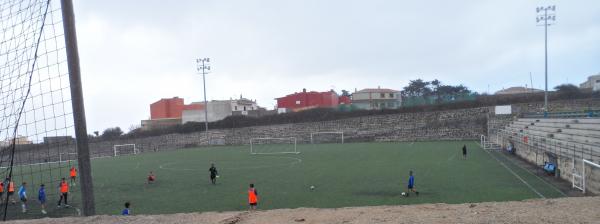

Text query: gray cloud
(73, 0), (600, 133)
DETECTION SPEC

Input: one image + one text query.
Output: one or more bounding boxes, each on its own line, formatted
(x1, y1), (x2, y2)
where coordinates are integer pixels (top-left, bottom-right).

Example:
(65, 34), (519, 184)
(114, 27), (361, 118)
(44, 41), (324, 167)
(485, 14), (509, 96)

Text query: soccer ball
(310, 185), (315, 190)
(401, 192), (406, 196)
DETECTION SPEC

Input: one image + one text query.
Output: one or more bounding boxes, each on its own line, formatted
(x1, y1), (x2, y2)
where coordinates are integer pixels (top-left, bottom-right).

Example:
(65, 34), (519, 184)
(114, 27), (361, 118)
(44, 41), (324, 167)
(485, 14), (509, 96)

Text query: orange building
(150, 97), (203, 119)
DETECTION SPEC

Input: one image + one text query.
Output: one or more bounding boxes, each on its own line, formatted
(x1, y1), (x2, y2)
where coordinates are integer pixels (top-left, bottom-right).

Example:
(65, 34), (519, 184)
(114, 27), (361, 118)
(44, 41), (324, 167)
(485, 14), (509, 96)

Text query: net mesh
(0, 0), (80, 219)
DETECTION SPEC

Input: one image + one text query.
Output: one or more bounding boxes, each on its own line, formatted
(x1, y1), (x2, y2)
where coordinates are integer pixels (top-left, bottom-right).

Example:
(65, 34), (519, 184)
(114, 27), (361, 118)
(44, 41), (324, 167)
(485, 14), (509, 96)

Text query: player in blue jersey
(406, 171), (419, 196)
(18, 182), (27, 213)
(38, 184), (47, 214)
(122, 201), (131, 215)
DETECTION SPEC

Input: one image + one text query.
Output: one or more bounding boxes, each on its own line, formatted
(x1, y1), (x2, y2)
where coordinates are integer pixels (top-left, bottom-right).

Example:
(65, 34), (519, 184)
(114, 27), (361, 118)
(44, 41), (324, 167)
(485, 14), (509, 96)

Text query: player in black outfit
(209, 163), (218, 185)
(462, 144), (467, 159)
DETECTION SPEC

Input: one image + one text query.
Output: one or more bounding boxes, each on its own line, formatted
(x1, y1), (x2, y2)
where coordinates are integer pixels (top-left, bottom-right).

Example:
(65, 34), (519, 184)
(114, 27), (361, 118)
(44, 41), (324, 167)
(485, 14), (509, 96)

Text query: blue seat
(543, 162), (556, 174)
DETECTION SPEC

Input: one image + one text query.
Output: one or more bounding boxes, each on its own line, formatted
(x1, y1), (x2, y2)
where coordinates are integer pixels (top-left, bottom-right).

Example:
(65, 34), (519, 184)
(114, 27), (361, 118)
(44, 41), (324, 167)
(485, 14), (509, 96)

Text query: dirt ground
(9, 196), (600, 224)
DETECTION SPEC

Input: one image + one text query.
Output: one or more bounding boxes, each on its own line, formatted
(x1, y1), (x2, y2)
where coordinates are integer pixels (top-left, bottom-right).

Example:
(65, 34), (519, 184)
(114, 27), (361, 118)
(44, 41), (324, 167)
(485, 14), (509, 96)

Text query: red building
(150, 97), (203, 119)
(276, 89), (347, 112)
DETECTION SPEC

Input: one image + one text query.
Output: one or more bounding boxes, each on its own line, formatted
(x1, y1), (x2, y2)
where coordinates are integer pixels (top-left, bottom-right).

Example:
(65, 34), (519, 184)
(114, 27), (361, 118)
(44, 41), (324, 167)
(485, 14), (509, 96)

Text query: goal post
(113, 144), (139, 157)
(59, 152), (78, 162)
(572, 159), (600, 194)
(310, 131), (344, 144)
(250, 137), (299, 155)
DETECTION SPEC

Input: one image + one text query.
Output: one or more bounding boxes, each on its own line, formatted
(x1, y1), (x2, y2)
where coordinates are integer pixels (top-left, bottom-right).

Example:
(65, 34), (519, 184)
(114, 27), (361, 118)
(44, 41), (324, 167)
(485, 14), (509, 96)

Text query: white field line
(478, 142), (545, 199)
(494, 148), (567, 197)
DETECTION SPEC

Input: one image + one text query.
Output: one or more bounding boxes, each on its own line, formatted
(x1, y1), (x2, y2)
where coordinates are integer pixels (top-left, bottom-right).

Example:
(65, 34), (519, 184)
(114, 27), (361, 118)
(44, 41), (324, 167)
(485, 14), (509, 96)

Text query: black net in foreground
(0, 0), (93, 220)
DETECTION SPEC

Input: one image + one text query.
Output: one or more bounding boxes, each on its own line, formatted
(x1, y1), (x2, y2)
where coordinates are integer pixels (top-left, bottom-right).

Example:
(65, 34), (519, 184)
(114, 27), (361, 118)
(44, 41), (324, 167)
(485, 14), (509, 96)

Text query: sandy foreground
(8, 197), (600, 224)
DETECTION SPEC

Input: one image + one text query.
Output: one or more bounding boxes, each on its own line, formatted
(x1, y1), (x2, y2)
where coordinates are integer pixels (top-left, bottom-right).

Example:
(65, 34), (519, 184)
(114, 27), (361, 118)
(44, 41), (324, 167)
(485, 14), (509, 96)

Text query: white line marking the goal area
(158, 156), (302, 172)
(478, 143), (545, 199)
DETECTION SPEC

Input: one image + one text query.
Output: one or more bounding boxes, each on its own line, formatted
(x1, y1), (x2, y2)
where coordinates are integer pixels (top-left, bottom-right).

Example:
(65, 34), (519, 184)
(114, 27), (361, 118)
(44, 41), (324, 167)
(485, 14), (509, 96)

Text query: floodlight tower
(536, 5), (556, 112)
(196, 58), (210, 143)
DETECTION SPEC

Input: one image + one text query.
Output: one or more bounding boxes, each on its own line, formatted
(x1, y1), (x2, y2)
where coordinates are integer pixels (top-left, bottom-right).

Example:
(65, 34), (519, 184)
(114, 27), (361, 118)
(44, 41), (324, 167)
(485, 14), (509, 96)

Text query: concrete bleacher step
(504, 127), (600, 152)
(509, 124), (600, 142)
(516, 121), (600, 132)
(508, 123), (600, 145)
(519, 118), (600, 124)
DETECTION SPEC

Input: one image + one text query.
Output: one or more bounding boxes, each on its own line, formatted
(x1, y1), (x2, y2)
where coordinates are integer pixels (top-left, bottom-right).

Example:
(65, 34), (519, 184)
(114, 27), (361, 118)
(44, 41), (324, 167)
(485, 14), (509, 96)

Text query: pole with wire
(536, 5), (556, 113)
(196, 58), (211, 144)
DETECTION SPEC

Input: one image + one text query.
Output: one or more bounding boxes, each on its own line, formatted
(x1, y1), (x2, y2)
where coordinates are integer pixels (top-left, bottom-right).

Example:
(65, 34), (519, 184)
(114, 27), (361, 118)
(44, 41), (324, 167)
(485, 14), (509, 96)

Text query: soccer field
(4, 141), (566, 218)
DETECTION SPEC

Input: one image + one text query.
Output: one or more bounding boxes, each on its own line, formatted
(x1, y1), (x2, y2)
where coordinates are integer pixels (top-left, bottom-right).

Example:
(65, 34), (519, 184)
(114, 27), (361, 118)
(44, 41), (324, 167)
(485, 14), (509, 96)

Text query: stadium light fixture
(536, 5), (556, 113)
(196, 57), (211, 143)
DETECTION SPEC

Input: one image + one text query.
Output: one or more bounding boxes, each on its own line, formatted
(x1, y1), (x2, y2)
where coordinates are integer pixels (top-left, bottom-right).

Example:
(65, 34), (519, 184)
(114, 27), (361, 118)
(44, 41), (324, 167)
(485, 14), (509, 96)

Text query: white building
(580, 73), (600, 91)
(351, 87), (402, 110)
(182, 97), (261, 123)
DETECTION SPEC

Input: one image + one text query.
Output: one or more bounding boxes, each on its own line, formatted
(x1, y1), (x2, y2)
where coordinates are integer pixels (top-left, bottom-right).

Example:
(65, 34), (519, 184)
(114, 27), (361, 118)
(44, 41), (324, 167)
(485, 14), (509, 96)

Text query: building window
(296, 100), (301, 105)
(244, 106), (246, 111)
(380, 93), (385, 98)
(234, 106), (238, 111)
(389, 93), (394, 98)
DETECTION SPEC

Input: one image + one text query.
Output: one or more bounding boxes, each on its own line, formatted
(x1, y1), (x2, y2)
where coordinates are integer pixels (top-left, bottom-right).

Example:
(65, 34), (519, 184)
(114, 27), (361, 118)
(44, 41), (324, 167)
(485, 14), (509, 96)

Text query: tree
(341, 89), (351, 97)
(101, 127), (123, 139)
(93, 131), (99, 137)
(554, 84), (581, 98)
(403, 79), (432, 97)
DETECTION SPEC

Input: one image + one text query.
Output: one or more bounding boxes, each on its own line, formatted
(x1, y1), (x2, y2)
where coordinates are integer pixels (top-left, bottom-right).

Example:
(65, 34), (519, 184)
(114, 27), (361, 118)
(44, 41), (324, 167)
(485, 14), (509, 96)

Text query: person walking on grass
(38, 184), (47, 214)
(407, 171), (419, 197)
(462, 144), (467, 159)
(57, 178), (70, 208)
(209, 164), (218, 185)
(248, 183), (258, 210)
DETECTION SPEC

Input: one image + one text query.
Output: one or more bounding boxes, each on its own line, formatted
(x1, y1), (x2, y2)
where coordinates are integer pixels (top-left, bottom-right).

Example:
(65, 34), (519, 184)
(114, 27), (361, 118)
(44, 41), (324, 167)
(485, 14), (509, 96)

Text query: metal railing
(521, 110), (600, 119)
(491, 128), (600, 163)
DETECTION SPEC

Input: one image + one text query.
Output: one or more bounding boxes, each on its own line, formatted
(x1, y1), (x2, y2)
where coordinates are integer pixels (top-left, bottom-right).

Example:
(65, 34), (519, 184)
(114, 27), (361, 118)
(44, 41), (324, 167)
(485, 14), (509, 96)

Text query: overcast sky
(72, 0), (600, 133)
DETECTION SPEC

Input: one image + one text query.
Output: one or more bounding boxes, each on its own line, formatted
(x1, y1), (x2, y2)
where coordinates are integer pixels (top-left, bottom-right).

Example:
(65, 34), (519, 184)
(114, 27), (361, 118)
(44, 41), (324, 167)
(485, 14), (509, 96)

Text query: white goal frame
(572, 159), (600, 194)
(113, 144), (139, 157)
(59, 152), (78, 162)
(250, 137), (299, 155)
(310, 131), (344, 144)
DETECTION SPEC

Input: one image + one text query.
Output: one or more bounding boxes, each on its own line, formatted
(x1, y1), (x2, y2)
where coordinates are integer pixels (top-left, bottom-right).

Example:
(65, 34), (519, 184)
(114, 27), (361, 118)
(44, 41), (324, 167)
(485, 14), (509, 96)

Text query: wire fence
(0, 0), (80, 220)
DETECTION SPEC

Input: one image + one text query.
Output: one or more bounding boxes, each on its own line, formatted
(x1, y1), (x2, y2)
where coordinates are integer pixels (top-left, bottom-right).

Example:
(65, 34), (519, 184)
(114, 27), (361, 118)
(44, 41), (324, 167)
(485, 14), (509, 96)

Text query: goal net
(572, 159), (600, 194)
(59, 152), (78, 162)
(114, 144), (139, 156)
(310, 132), (344, 144)
(250, 137), (299, 155)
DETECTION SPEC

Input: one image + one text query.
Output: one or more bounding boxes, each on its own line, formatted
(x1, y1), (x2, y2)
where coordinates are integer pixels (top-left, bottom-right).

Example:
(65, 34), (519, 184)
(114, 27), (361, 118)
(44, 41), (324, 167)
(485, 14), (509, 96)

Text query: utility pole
(536, 5), (556, 112)
(196, 58), (210, 144)
(61, 0), (95, 216)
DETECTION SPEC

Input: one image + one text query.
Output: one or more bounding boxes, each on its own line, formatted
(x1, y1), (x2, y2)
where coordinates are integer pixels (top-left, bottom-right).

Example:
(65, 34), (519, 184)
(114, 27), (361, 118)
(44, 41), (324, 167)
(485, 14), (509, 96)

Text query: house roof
(495, 86), (543, 95)
(355, 88), (400, 93)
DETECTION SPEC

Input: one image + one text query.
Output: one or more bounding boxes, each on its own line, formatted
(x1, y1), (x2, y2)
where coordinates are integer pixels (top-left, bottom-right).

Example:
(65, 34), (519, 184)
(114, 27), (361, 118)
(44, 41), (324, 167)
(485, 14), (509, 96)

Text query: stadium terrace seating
(502, 118), (600, 160)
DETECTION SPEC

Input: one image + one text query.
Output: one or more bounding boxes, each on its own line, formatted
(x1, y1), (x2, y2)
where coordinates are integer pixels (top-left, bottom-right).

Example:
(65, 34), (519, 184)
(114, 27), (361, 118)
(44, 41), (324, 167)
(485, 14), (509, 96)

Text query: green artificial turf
(2, 141), (566, 219)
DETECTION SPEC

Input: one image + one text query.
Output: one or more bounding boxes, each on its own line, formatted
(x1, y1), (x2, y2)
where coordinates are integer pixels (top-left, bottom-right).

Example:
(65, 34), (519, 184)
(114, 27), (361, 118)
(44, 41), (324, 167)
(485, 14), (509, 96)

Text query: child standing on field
(248, 184), (258, 210)
(147, 171), (155, 184)
(70, 166), (77, 186)
(18, 182), (27, 213)
(38, 184), (47, 214)
(407, 171), (419, 197)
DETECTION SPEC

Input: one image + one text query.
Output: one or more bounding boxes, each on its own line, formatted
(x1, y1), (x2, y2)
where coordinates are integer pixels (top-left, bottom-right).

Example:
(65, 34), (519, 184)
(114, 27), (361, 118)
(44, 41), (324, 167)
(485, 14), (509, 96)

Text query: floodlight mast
(196, 58), (211, 144)
(536, 5), (556, 113)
